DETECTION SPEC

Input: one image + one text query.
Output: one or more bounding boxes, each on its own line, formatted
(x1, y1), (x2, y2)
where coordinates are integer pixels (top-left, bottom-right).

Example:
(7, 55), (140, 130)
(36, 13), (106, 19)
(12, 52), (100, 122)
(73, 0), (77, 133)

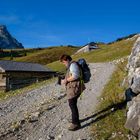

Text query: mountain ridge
(0, 25), (24, 49)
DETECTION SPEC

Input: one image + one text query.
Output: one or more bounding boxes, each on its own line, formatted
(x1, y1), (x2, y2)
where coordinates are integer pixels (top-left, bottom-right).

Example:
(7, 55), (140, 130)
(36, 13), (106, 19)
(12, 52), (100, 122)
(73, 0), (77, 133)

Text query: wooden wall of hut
(0, 71), (55, 91)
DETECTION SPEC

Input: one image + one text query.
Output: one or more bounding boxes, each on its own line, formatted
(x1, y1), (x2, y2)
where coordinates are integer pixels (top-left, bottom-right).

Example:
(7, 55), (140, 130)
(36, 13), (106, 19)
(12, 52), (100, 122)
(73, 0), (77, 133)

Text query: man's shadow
(80, 101), (127, 129)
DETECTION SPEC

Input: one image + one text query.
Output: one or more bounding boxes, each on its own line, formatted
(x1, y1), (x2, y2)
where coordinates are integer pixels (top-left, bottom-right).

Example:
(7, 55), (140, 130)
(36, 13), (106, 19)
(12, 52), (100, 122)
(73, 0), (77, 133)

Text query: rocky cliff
(125, 35), (140, 139)
(0, 25), (24, 49)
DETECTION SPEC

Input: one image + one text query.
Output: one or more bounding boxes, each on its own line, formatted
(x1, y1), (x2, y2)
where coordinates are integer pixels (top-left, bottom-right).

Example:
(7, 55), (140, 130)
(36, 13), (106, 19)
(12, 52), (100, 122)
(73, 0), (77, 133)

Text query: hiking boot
(68, 123), (81, 131)
(67, 118), (81, 123)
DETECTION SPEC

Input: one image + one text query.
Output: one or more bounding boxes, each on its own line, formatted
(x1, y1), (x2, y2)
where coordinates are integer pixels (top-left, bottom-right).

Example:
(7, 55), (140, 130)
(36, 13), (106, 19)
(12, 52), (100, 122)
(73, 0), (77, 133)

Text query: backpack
(76, 58), (91, 83)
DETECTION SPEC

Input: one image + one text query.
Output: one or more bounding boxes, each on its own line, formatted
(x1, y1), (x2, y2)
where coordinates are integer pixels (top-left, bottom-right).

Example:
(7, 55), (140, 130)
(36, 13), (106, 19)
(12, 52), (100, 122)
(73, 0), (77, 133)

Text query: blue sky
(0, 0), (139, 48)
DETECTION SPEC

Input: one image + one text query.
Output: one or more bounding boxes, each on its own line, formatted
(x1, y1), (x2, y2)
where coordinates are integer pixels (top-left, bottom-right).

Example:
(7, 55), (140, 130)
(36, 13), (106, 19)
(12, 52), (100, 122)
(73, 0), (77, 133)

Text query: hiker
(60, 54), (85, 131)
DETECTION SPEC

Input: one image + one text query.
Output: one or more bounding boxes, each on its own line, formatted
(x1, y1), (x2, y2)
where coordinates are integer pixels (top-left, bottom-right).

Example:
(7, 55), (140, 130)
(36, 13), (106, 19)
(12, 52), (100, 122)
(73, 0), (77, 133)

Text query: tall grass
(91, 60), (136, 140)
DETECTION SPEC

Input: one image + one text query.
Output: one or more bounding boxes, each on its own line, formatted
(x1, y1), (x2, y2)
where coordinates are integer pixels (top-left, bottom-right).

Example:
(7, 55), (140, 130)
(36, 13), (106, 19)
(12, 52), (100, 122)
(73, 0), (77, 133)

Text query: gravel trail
(0, 62), (116, 140)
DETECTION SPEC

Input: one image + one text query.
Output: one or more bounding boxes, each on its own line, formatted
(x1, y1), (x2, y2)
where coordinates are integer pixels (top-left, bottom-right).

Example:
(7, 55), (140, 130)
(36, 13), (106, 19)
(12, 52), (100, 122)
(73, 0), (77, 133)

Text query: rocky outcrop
(125, 35), (140, 138)
(0, 25), (24, 49)
(127, 35), (140, 93)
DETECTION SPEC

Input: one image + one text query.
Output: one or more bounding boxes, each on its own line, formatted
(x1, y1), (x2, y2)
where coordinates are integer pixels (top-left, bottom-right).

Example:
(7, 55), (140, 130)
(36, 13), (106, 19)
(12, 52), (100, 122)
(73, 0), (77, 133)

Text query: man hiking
(60, 54), (85, 131)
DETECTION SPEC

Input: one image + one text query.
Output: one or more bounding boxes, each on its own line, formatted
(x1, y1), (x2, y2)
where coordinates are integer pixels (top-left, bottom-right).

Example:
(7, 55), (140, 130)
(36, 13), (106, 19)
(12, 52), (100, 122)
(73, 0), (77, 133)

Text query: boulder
(131, 68), (140, 94)
(125, 94), (140, 137)
(127, 35), (140, 92)
(125, 36), (140, 138)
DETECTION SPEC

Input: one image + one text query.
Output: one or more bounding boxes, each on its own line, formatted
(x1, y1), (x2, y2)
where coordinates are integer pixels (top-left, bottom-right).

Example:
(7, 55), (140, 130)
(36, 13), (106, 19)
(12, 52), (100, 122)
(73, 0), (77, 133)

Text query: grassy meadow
(0, 46), (79, 65)
(14, 46), (79, 65)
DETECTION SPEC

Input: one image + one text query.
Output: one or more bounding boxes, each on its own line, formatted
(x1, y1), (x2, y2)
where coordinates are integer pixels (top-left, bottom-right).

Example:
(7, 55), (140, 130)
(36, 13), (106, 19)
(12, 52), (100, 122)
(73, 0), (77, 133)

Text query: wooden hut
(0, 60), (56, 91)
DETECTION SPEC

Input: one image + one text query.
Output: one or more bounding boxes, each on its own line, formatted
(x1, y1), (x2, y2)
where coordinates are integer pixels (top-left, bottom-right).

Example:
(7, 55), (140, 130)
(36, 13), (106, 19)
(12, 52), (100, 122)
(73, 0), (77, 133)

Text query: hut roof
(0, 60), (54, 72)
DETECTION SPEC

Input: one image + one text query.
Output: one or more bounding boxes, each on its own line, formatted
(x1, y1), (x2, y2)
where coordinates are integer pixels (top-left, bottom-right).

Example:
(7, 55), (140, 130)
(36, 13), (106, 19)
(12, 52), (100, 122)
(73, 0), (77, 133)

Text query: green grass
(14, 46), (79, 65)
(90, 60), (135, 140)
(0, 46), (79, 65)
(48, 39), (136, 72)
(75, 39), (135, 62)
(0, 78), (56, 100)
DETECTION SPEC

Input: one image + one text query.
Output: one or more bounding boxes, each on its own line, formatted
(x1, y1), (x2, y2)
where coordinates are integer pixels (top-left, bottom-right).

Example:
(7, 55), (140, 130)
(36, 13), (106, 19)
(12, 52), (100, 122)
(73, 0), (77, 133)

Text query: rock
(39, 138), (43, 140)
(127, 36), (140, 87)
(0, 25), (24, 49)
(125, 36), (140, 139)
(29, 112), (40, 123)
(125, 94), (140, 137)
(54, 134), (62, 140)
(127, 36), (140, 92)
(11, 121), (22, 131)
(0, 112), (4, 117)
(111, 108), (115, 112)
(47, 135), (55, 140)
(56, 93), (66, 100)
(47, 105), (55, 111)
(131, 68), (140, 94)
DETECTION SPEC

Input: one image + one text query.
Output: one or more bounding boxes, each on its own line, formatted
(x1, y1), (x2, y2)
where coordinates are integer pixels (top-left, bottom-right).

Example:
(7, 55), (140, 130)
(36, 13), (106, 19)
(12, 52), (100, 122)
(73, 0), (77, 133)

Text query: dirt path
(0, 62), (116, 140)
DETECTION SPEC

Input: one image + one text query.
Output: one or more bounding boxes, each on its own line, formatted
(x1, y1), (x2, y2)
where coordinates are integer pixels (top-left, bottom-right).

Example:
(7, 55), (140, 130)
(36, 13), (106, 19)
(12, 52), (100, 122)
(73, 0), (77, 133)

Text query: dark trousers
(68, 95), (80, 125)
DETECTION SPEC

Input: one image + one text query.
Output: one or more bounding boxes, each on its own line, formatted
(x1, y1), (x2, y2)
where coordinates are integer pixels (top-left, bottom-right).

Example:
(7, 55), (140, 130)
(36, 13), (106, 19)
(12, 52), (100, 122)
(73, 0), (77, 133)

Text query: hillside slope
(48, 37), (137, 71)
(14, 46), (79, 65)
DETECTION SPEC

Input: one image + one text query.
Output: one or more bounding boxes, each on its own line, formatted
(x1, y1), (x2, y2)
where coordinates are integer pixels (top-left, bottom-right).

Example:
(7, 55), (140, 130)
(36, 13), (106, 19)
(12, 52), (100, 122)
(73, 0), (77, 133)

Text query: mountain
(0, 25), (24, 49)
